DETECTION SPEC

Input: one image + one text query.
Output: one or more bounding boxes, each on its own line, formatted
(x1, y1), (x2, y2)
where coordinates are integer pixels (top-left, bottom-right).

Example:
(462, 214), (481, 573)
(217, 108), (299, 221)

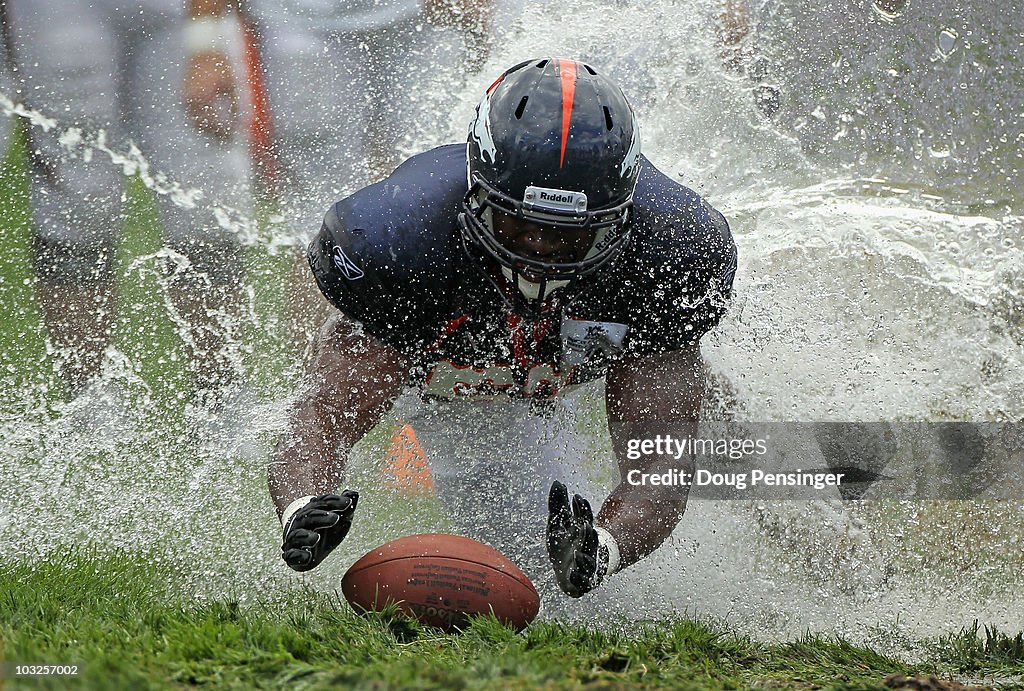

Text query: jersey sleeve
(622, 197), (737, 357)
(307, 160), (464, 355)
(307, 145), (469, 356)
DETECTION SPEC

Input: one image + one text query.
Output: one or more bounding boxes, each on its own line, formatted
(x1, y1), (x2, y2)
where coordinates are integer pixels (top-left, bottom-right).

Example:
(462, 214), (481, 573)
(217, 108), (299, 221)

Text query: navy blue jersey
(309, 144), (737, 401)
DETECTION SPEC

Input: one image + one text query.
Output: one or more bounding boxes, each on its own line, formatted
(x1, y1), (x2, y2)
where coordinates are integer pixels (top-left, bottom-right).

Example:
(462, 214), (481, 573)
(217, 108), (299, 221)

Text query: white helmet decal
(469, 92), (498, 167)
(619, 123), (641, 177)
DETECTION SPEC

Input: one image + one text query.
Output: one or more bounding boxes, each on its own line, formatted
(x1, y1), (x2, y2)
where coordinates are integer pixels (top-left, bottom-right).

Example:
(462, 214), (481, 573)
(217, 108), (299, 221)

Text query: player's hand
(184, 50), (238, 140)
(423, 0), (491, 72)
(546, 481), (608, 597)
(281, 491), (358, 572)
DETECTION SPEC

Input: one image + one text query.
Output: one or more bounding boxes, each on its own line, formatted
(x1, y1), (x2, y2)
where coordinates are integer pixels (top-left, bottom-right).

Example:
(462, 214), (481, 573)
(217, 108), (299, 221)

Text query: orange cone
(383, 422), (435, 495)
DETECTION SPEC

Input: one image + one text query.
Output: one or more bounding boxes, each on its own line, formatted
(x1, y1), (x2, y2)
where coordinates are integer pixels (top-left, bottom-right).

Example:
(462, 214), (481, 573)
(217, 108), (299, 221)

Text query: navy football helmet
(459, 58), (642, 314)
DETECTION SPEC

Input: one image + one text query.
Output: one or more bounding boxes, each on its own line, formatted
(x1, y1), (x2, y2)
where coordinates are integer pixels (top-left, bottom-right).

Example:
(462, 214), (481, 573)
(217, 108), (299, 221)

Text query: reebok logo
(332, 245), (365, 280)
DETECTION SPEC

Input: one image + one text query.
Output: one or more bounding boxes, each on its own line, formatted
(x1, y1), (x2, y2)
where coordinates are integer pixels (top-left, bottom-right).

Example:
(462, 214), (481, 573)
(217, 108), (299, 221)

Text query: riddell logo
(540, 190), (574, 204)
(523, 185), (587, 212)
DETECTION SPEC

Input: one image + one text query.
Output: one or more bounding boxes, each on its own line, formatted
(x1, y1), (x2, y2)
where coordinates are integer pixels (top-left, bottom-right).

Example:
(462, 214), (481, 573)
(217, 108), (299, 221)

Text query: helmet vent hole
(583, 64), (598, 75)
(515, 96), (529, 119)
(535, 59), (549, 69)
(603, 106), (614, 131)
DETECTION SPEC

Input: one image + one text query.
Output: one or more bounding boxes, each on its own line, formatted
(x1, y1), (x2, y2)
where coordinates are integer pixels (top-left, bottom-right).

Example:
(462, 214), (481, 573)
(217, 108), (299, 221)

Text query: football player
(5, 0), (251, 403)
(272, 58), (737, 597)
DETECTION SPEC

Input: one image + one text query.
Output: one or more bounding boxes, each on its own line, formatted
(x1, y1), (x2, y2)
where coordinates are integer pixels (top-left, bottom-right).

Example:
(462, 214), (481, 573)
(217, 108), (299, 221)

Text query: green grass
(3, 551), (1023, 689)
(6, 549), (1010, 691)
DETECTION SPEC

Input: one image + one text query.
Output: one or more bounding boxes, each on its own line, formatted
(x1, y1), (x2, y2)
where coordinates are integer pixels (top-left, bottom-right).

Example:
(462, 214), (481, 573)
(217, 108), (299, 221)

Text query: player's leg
(0, 30), (11, 161)
(6, 0), (124, 395)
(130, 8), (253, 398)
(255, 23), (374, 359)
(409, 397), (604, 596)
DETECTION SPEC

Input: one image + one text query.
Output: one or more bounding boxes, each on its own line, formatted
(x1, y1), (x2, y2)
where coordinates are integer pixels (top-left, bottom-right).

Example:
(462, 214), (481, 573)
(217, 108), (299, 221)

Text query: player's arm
(269, 311), (410, 571)
(547, 343), (704, 596)
(423, 0), (492, 34)
(600, 343), (703, 564)
(184, 0), (240, 139)
(717, 0), (751, 72)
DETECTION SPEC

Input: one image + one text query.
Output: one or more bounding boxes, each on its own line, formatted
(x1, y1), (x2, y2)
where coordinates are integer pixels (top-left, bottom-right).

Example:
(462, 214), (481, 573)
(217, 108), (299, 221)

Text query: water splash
(1, 0), (1022, 651)
(871, 0), (907, 23)
(933, 27), (960, 61)
(0, 93), (271, 250)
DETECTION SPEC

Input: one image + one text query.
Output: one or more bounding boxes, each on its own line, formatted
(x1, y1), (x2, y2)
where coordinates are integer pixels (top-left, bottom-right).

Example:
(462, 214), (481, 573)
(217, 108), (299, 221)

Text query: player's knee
(31, 234), (115, 286)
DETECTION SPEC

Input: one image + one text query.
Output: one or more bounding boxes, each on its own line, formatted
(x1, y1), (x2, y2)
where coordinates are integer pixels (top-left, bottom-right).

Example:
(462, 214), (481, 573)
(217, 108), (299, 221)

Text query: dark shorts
(32, 235), (243, 288)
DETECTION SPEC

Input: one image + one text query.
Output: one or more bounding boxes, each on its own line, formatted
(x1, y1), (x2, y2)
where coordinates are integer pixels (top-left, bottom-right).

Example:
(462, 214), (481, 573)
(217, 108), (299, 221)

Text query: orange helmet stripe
(557, 58), (578, 168)
(486, 72), (505, 94)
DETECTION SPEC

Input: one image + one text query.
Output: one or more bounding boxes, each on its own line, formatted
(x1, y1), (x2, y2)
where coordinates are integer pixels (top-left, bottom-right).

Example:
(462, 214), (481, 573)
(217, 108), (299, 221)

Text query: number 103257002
(11, 664), (80, 676)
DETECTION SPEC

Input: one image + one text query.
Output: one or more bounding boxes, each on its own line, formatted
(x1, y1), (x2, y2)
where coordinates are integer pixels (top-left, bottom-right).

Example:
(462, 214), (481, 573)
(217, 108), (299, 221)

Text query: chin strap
(460, 231), (564, 320)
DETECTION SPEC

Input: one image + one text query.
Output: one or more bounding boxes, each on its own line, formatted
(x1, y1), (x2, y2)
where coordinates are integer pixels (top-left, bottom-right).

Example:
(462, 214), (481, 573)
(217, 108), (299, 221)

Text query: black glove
(281, 491), (358, 572)
(546, 481), (608, 597)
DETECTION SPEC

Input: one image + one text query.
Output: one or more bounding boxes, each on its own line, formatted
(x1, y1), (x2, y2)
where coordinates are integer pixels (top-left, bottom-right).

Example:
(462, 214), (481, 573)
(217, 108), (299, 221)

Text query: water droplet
(935, 28), (960, 60)
(871, 0), (906, 21)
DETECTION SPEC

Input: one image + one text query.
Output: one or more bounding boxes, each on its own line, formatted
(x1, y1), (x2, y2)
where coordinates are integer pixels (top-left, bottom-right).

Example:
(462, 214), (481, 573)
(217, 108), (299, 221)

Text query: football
(341, 533), (540, 632)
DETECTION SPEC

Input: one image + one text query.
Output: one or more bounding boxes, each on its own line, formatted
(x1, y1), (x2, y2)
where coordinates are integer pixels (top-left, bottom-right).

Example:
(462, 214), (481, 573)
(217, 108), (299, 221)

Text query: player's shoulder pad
(628, 156), (737, 300)
(308, 145), (467, 354)
(591, 157), (737, 353)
